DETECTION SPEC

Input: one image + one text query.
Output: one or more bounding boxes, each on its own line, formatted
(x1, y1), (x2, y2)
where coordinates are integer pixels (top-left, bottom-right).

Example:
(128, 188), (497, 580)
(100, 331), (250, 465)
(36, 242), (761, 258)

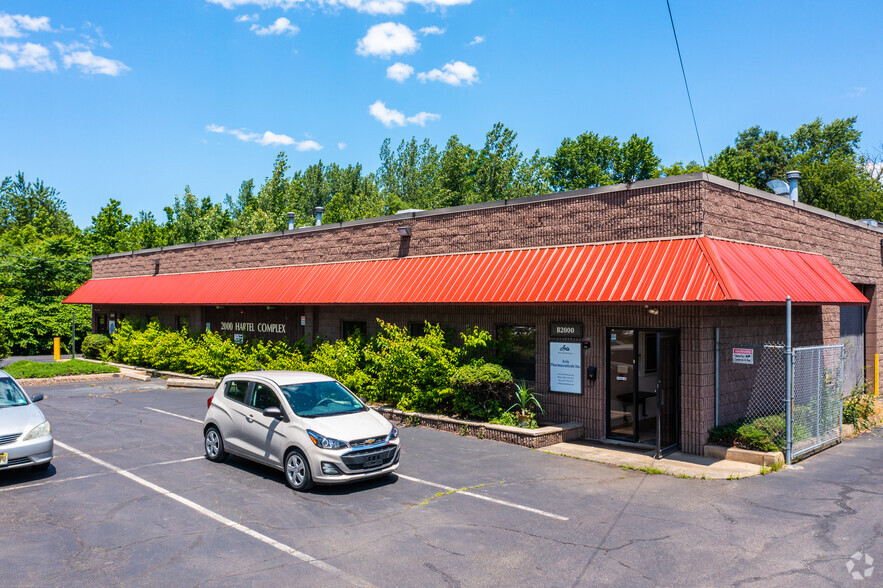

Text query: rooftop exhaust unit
(766, 171), (801, 202)
(287, 212), (295, 231)
(314, 206), (324, 226)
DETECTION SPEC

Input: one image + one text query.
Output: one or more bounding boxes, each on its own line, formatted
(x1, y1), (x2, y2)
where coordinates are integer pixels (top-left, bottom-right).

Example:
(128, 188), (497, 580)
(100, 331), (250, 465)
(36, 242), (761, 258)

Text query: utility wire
(0, 254), (91, 265)
(666, 0), (706, 167)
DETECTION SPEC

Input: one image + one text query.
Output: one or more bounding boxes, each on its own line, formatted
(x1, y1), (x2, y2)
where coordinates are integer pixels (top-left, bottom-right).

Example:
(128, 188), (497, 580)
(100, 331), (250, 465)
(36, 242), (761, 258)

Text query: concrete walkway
(541, 440), (765, 479)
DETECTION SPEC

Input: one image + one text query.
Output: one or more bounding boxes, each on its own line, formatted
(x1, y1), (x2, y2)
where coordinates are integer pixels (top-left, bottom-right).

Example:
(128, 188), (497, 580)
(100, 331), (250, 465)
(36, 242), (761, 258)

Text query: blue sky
(1, 0), (880, 227)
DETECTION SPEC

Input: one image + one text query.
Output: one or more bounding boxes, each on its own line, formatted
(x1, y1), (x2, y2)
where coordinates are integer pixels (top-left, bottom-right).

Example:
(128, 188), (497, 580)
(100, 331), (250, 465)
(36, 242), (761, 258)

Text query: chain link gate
(791, 345), (844, 459)
(716, 339), (845, 463)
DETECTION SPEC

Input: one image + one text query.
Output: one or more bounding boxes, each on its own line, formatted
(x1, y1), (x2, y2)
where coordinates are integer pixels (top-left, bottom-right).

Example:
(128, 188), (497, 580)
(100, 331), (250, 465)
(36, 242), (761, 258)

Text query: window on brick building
(495, 324), (536, 385)
(342, 320), (368, 338)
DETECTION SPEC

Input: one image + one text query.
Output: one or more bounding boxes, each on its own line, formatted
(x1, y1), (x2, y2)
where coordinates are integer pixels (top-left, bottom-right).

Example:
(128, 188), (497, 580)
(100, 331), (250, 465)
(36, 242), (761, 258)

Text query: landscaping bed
(3, 359), (119, 380)
(377, 406), (583, 449)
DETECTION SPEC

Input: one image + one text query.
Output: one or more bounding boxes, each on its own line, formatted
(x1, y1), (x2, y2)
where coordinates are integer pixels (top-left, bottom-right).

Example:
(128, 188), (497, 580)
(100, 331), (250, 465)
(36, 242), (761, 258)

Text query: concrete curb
(167, 378), (219, 389)
(16, 372), (122, 387)
(703, 445), (784, 468)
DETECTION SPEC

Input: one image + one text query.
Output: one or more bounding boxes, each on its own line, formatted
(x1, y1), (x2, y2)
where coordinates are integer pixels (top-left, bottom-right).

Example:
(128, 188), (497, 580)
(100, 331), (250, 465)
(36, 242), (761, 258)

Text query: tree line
(1, 117), (881, 355)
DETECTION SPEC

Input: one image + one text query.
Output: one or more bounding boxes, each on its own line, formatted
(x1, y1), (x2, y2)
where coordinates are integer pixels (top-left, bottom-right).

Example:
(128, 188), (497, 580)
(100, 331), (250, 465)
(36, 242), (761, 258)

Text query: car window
(280, 381), (364, 417)
(225, 380), (249, 404)
(251, 383), (281, 411)
(0, 378), (29, 408)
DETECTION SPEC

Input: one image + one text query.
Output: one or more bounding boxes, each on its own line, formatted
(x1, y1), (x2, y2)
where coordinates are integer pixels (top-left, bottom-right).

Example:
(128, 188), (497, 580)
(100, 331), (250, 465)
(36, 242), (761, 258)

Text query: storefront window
(176, 316), (190, 332)
(342, 320), (368, 338)
(495, 324), (536, 384)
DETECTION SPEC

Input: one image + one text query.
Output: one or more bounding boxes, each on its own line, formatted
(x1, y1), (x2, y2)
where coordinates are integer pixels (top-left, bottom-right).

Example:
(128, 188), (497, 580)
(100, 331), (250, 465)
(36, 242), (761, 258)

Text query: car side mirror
(31, 393), (44, 403)
(262, 406), (285, 420)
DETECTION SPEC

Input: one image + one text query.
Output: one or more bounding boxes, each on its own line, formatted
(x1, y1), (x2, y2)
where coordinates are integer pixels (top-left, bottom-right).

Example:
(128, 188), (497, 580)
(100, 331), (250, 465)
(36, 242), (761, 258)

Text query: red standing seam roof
(63, 237), (869, 307)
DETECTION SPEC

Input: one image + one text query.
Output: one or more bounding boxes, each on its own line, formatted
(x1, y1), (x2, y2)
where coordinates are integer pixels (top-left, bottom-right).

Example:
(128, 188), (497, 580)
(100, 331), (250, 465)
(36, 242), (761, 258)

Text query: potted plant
(507, 380), (544, 427)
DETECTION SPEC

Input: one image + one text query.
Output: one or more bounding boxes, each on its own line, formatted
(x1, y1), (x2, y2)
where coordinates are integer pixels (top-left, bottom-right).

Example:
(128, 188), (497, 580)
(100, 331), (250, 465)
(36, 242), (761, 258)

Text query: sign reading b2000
(550, 322), (583, 338)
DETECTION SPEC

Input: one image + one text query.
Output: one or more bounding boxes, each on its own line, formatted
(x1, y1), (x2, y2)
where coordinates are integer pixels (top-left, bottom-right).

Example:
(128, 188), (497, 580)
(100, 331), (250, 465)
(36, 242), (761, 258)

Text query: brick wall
(92, 180), (703, 278)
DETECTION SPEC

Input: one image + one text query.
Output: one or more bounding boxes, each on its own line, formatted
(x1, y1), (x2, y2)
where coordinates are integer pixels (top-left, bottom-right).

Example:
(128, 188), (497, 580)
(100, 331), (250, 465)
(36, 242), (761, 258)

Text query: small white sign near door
(550, 341), (581, 394)
(732, 348), (754, 365)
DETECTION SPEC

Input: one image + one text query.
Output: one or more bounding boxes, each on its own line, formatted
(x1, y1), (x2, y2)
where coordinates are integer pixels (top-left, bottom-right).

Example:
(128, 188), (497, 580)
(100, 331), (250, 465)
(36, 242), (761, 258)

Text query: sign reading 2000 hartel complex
(549, 341), (582, 394)
(220, 322), (287, 334)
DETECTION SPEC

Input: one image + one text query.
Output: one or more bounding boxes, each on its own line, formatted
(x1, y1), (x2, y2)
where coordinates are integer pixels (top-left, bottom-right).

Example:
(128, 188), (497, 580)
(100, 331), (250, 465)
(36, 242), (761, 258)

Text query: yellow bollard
(53, 337), (61, 361)
(876, 353), (879, 397)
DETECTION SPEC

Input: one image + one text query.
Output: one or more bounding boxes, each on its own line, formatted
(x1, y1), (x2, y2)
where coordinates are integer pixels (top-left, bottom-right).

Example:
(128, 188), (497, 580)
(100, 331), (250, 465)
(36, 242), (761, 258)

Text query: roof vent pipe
(786, 170), (801, 202)
(286, 212), (295, 231)
(314, 206), (324, 226)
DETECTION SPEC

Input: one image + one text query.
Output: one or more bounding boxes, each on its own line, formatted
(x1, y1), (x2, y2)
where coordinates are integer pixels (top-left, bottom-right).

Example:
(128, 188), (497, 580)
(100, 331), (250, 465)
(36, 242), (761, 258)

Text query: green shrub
(708, 417), (781, 453)
(4, 359), (118, 379)
(0, 297), (91, 356)
(81, 334), (111, 360)
(844, 388), (877, 429)
(450, 362), (514, 420)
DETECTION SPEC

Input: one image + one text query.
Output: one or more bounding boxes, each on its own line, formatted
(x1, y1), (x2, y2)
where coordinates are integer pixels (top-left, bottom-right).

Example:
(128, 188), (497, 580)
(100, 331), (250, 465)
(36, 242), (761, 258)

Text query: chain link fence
(792, 345), (844, 459)
(717, 340), (844, 462)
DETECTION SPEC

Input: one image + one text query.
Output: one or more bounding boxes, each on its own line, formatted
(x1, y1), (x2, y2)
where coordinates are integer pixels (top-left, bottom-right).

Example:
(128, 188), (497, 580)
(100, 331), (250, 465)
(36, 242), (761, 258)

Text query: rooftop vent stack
(786, 170), (802, 202)
(314, 206), (324, 226)
(286, 212), (295, 231)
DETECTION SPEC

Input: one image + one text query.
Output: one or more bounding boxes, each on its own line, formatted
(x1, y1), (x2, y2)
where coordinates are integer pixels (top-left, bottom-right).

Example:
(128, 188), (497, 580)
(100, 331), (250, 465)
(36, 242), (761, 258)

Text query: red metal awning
(63, 237), (868, 306)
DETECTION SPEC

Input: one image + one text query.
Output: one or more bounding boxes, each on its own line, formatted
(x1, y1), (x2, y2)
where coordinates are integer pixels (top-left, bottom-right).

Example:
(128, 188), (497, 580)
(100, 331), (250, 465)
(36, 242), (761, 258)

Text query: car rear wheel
(284, 449), (313, 491)
(204, 426), (228, 463)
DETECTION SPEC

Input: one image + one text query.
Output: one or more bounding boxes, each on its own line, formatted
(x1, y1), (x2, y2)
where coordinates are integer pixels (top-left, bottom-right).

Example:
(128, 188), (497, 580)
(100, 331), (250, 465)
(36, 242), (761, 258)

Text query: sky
(1, 0), (881, 228)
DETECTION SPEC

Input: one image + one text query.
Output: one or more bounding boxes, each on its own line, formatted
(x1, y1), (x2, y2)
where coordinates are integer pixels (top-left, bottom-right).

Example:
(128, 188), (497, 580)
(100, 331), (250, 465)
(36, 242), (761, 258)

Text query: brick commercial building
(66, 173), (877, 456)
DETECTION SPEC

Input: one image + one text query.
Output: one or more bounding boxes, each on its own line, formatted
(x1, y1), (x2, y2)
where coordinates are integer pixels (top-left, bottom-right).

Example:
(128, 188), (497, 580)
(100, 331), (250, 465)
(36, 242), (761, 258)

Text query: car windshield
(0, 378), (29, 408)
(280, 381), (364, 417)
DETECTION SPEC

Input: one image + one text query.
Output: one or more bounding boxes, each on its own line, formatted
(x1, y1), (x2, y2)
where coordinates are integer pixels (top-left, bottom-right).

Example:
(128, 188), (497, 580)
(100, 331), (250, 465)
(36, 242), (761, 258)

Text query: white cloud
(0, 13), (52, 38)
(417, 60), (477, 86)
(235, 13), (260, 22)
(206, 123), (322, 151)
(368, 100), (439, 127)
(207, 0), (305, 8)
(250, 17), (299, 35)
(207, 0), (472, 13)
(356, 22), (418, 58)
(386, 61), (413, 82)
(419, 26), (445, 35)
(0, 42), (56, 72)
(849, 86), (866, 98)
(61, 49), (129, 76)
(468, 35), (484, 45)
(338, 142), (347, 149)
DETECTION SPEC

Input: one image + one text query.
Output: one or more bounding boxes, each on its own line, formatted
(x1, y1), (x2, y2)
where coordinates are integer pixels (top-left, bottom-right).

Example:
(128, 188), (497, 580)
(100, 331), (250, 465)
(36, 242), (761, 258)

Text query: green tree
(162, 186), (232, 244)
(614, 134), (661, 183)
(547, 132), (619, 191)
(83, 199), (134, 255)
(708, 117), (883, 219)
(0, 172), (76, 236)
(475, 123), (524, 201)
(437, 135), (478, 207)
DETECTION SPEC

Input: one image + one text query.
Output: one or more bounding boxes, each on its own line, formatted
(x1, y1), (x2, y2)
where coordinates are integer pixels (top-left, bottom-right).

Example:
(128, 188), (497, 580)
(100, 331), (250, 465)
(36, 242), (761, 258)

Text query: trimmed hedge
(105, 319), (514, 421)
(82, 334), (111, 359)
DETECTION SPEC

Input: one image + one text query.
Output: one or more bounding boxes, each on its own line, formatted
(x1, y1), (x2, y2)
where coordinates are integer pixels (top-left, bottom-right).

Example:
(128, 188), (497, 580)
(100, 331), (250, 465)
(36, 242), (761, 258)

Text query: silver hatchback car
(203, 371), (400, 491)
(0, 370), (53, 472)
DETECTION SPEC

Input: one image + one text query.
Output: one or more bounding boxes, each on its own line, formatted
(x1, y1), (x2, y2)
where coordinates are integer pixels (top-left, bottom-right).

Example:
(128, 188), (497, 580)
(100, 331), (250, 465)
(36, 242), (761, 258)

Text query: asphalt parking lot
(3, 377), (883, 587)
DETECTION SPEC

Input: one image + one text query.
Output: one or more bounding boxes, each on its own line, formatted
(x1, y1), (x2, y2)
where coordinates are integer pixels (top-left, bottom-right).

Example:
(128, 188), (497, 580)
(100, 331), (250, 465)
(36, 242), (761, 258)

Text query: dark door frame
(605, 327), (680, 452)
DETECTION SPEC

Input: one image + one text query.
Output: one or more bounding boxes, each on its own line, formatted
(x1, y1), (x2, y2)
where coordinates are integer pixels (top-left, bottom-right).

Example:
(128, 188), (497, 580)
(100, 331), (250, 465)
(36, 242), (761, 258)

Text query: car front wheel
(204, 426), (228, 463)
(284, 449), (313, 491)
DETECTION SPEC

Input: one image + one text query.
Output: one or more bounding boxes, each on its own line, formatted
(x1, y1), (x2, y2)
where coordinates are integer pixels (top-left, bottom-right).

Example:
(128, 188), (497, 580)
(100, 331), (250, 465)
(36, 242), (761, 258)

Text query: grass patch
(619, 464), (666, 475)
(3, 359), (119, 379)
(759, 461), (784, 475)
(417, 481), (503, 506)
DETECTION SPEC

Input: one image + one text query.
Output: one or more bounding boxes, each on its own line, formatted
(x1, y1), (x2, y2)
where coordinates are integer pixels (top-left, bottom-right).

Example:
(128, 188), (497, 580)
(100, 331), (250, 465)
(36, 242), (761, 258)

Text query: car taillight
(207, 395), (214, 409)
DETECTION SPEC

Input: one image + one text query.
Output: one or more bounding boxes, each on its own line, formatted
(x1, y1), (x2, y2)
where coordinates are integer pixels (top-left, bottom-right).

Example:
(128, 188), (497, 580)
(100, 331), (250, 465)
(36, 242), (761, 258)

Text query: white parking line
(395, 473), (569, 521)
(145, 407), (203, 423)
(0, 456), (205, 493)
(54, 441), (374, 588)
(144, 406), (568, 521)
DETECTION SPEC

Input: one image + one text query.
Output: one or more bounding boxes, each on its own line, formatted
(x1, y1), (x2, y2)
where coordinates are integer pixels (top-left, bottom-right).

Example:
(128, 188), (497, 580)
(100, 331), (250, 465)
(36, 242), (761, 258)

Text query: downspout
(785, 296), (793, 465)
(714, 327), (720, 427)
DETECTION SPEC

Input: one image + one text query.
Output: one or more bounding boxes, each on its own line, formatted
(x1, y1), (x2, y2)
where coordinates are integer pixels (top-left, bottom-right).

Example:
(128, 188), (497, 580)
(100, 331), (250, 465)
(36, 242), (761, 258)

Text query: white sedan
(0, 370), (53, 472)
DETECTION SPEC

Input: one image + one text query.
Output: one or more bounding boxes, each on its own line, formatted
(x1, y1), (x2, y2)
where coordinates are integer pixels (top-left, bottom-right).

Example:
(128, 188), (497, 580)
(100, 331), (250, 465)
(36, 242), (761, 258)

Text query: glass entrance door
(607, 328), (679, 451)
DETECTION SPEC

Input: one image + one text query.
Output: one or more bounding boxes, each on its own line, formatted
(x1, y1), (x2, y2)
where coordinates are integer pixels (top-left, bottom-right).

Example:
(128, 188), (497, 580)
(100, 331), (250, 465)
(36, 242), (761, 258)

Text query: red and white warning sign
(732, 348), (754, 365)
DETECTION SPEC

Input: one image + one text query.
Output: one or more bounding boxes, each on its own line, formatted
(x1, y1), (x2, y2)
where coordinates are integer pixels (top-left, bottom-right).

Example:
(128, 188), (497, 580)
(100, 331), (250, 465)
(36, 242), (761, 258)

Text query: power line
(666, 0), (706, 167)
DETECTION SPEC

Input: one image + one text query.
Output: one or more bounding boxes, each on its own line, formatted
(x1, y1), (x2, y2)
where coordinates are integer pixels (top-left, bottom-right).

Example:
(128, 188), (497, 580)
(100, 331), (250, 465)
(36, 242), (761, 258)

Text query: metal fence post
(72, 312), (76, 359)
(785, 296), (793, 465)
(839, 345), (845, 440)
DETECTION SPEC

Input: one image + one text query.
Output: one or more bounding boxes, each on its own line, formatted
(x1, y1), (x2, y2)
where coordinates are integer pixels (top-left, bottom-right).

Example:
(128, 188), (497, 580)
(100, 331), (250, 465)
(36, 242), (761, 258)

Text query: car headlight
(389, 425), (398, 440)
(307, 430), (348, 450)
(23, 420), (50, 441)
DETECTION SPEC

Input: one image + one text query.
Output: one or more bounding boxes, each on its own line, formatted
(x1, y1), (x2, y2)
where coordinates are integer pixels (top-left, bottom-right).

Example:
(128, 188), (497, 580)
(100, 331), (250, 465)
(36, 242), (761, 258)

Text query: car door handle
(246, 414), (255, 422)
